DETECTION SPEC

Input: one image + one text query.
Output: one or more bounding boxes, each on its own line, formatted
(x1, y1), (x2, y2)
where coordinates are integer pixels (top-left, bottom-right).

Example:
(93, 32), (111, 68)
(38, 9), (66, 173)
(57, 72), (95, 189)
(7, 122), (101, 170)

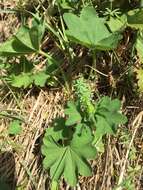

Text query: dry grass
(0, 1), (143, 190)
(0, 89), (66, 189)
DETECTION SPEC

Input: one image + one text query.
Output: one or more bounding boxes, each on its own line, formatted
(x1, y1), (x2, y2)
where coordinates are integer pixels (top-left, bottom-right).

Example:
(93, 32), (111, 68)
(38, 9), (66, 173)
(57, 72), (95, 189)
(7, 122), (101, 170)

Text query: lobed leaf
(42, 127), (96, 186)
(64, 6), (122, 50)
(93, 97), (127, 147)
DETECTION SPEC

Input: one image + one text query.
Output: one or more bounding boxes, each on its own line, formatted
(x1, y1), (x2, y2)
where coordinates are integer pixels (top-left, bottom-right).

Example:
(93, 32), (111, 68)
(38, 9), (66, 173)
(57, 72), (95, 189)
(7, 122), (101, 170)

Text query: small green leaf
(107, 14), (127, 32)
(29, 26), (40, 50)
(127, 9), (143, 29)
(10, 73), (33, 88)
(15, 26), (38, 51)
(65, 101), (81, 126)
(33, 71), (49, 87)
(8, 120), (22, 135)
(97, 96), (111, 109)
(110, 112), (128, 124)
(58, 0), (73, 9)
(94, 138), (104, 153)
(0, 27), (35, 56)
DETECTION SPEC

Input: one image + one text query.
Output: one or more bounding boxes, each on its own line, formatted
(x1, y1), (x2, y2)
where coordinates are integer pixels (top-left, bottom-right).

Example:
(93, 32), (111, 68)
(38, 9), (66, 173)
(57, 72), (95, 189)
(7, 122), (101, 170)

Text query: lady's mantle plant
(41, 77), (127, 187)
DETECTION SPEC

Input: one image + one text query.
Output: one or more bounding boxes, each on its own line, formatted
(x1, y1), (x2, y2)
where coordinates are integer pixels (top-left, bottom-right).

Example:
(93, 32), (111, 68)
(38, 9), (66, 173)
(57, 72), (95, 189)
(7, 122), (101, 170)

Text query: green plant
(0, 110), (24, 151)
(41, 77), (127, 187)
(3, 56), (54, 88)
(0, 14), (45, 56)
(115, 165), (141, 190)
(2, 2), (143, 189)
(63, 6), (123, 80)
(0, 14), (60, 89)
(8, 120), (22, 135)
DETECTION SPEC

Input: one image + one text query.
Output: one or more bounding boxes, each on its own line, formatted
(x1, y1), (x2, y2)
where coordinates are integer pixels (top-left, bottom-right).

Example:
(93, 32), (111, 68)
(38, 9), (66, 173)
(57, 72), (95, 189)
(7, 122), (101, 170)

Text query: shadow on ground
(0, 151), (16, 190)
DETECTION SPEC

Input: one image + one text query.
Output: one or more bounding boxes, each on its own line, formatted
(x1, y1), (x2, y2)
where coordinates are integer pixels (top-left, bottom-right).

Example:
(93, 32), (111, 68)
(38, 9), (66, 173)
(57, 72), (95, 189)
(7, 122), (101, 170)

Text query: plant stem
(88, 49), (97, 80)
(110, 0), (113, 10)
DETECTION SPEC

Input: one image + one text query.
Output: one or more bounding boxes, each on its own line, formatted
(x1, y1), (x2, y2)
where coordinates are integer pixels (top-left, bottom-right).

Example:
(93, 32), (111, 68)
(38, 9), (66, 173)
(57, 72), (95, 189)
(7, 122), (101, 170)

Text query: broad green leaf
(110, 112), (127, 124)
(93, 115), (112, 151)
(0, 18), (45, 56)
(0, 36), (34, 56)
(64, 7), (122, 50)
(33, 71), (49, 87)
(136, 69), (143, 92)
(0, 27), (36, 56)
(95, 33), (122, 50)
(10, 73), (33, 88)
(42, 127), (96, 186)
(135, 31), (143, 63)
(7, 67), (51, 88)
(127, 9), (143, 29)
(8, 120), (22, 135)
(64, 101), (81, 126)
(75, 123), (83, 135)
